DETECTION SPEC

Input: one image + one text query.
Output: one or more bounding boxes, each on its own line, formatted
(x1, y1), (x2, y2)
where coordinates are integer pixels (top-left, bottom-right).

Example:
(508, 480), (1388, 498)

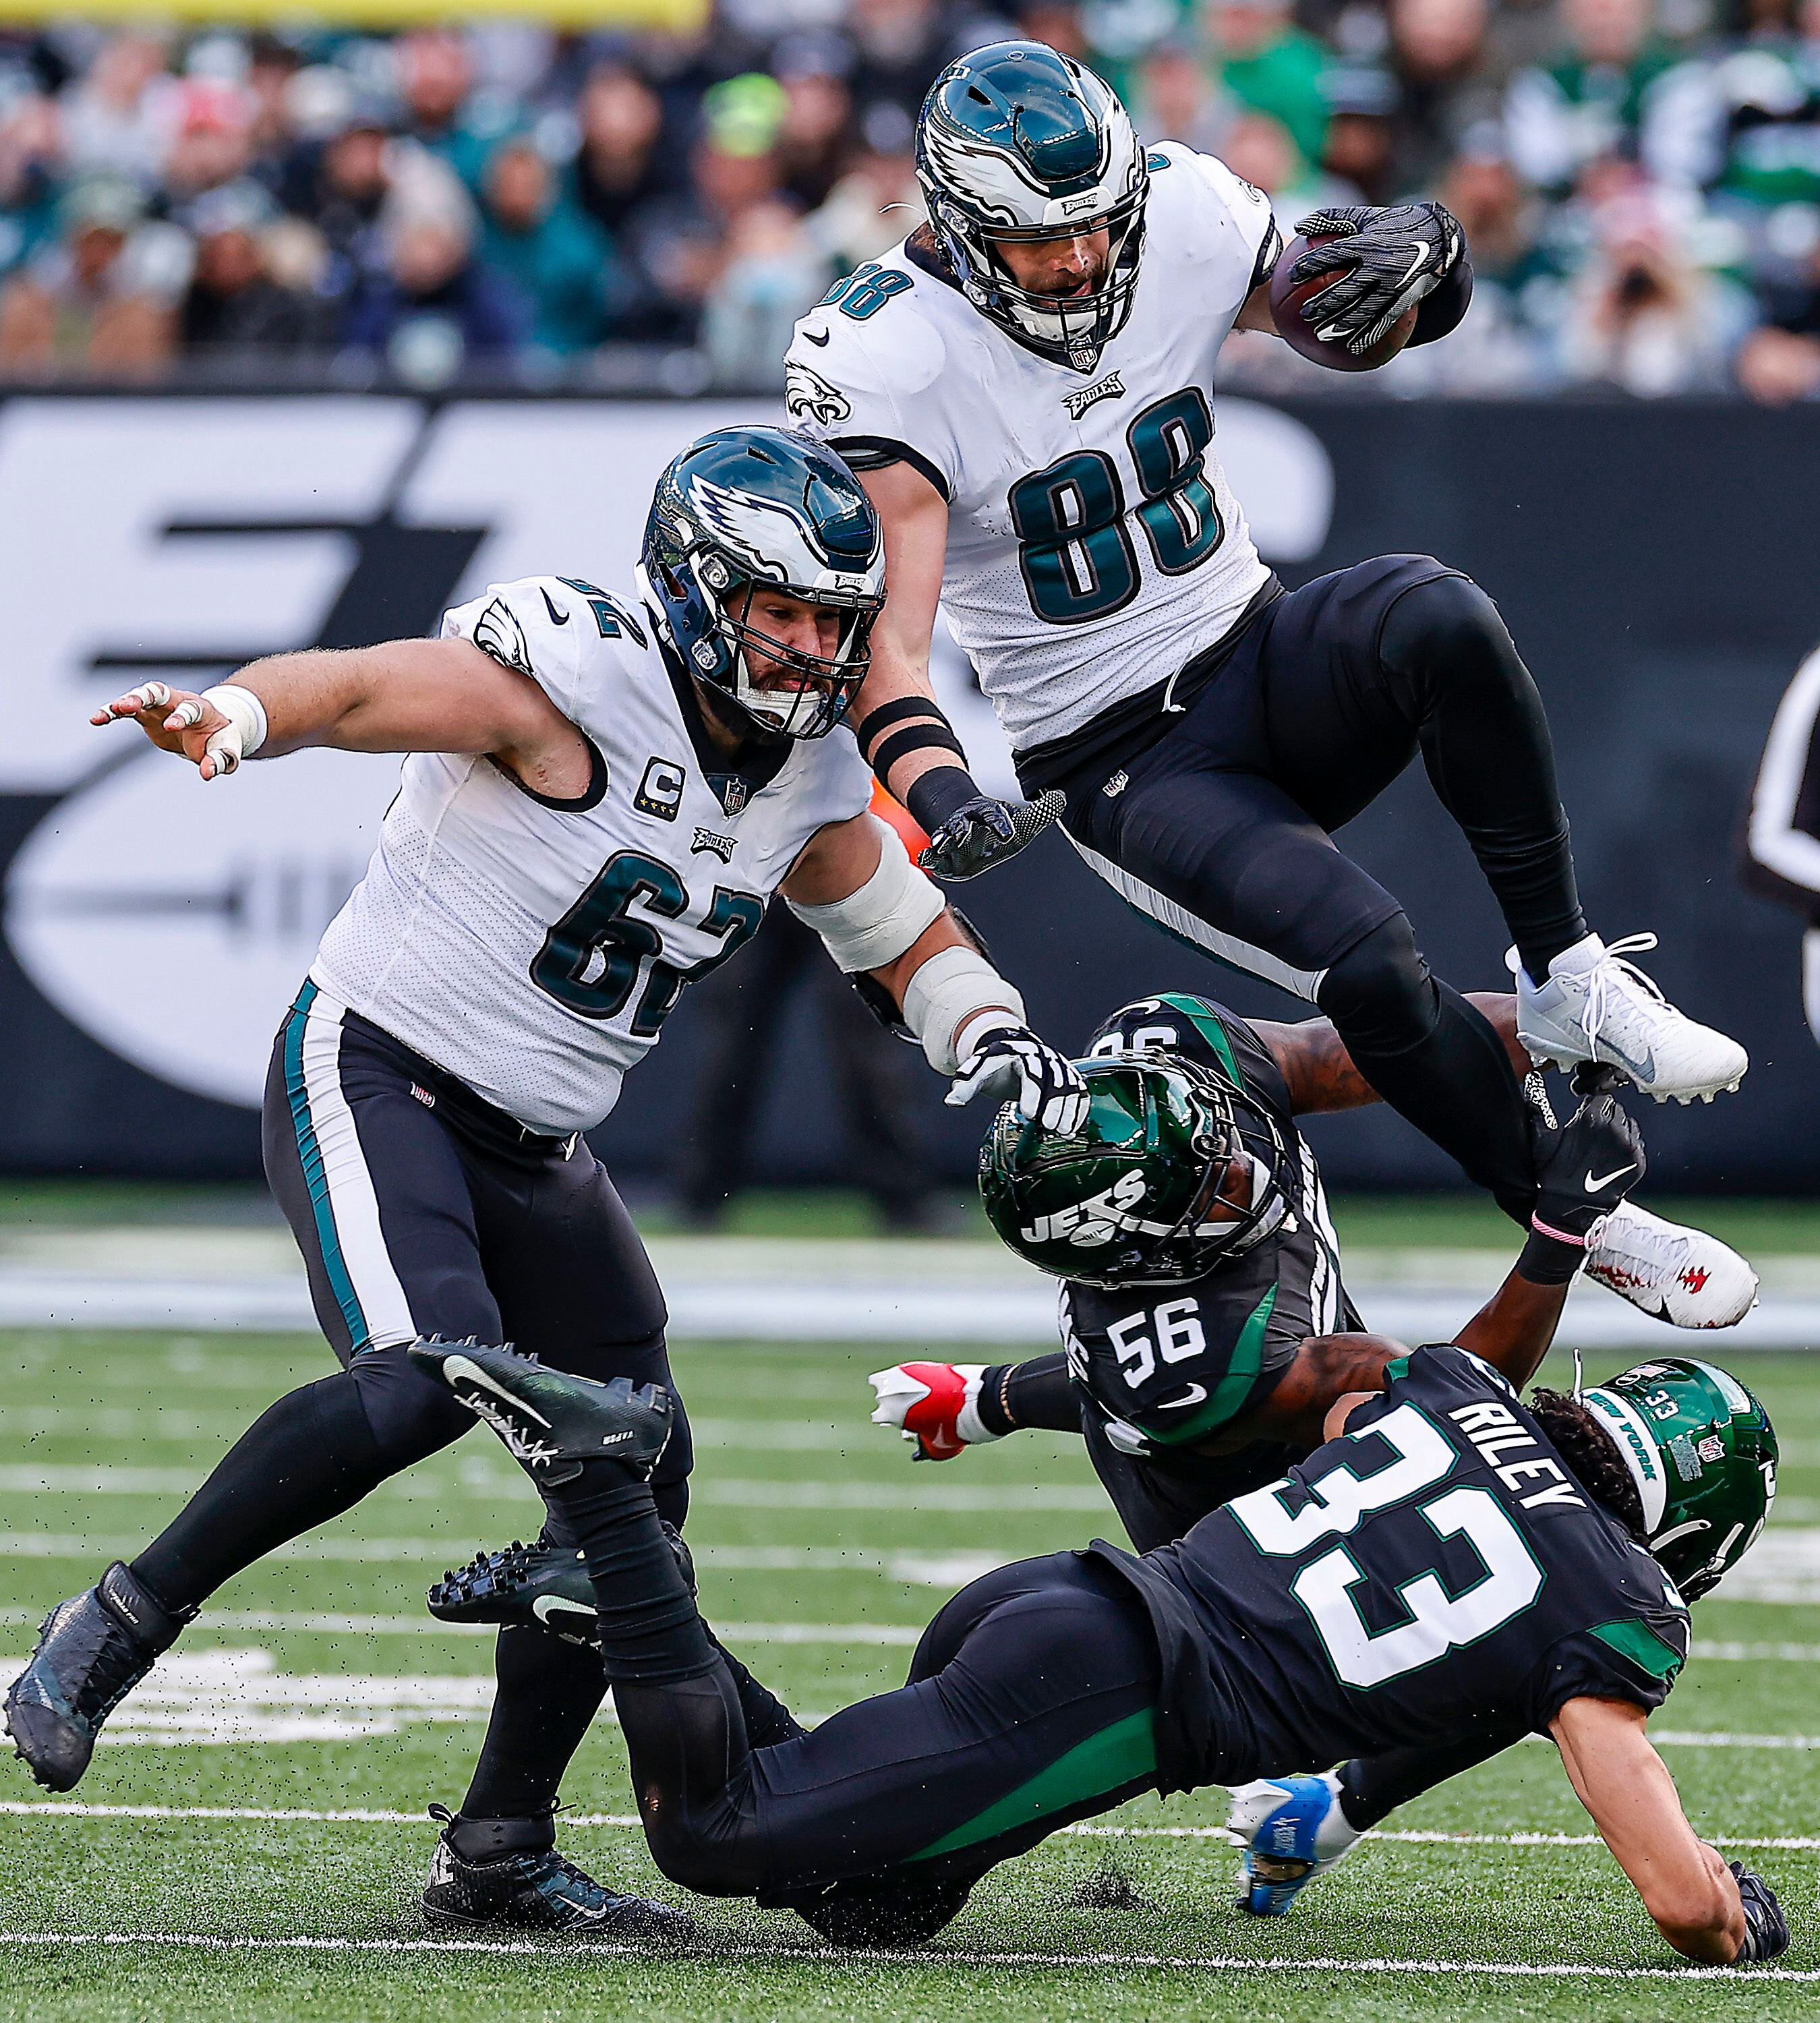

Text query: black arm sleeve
(978, 1354), (1081, 1437)
(1409, 250), (1473, 347)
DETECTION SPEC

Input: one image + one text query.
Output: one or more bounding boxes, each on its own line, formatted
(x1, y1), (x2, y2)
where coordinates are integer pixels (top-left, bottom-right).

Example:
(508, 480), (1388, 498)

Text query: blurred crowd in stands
(0, 0), (1817, 398)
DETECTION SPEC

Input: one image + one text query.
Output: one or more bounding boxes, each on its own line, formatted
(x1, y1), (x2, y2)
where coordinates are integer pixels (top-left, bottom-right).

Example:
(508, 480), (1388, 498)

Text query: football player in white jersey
(784, 39), (1750, 1249)
(7, 426), (1086, 1941)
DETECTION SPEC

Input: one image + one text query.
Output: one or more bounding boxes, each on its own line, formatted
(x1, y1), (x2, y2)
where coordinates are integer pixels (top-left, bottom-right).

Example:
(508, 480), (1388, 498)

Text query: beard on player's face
(991, 226), (1113, 299)
(736, 585), (844, 694)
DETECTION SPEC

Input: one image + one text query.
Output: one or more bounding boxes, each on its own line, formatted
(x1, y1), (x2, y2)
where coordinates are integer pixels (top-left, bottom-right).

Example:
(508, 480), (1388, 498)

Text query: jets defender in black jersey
(863, 994), (1756, 1909)
(875, 991), (1755, 1550)
(408, 1214), (1786, 1966)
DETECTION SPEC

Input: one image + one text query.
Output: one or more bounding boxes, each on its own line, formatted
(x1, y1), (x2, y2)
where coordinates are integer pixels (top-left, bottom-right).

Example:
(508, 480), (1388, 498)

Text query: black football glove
(1290, 202), (1465, 354)
(1729, 1859), (1790, 1962)
(1531, 1069), (1646, 1243)
(918, 791), (1065, 881)
(945, 1024), (1090, 1135)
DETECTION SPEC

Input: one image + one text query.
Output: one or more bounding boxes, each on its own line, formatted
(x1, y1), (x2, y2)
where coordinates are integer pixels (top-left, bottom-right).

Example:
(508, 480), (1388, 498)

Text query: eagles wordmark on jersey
(785, 144), (1279, 751)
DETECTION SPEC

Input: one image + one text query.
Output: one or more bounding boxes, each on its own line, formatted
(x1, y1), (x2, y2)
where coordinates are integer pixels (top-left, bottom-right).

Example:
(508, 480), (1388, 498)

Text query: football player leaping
(407, 1188), (1788, 1966)
(3, 427), (1087, 1941)
(783, 39), (1749, 1238)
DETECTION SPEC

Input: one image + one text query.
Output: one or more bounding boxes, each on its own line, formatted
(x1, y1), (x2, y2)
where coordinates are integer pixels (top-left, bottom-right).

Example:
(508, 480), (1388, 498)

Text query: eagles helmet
(640, 426), (886, 741)
(1582, 1358), (1778, 1600)
(979, 1052), (1288, 1288)
(916, 42), (1148, 374)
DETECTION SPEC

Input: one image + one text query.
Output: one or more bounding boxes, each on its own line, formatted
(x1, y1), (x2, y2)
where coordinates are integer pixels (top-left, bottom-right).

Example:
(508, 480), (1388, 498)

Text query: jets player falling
(786, 39), (1751, 1257)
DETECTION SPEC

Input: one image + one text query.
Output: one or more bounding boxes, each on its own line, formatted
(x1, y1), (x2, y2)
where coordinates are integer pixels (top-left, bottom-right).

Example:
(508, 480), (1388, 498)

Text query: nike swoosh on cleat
(1585, 1164), (1639, 1192)
(444, 1355), (553, 1428)
(1156, 1383), (1208, 1411)
(531, 1595), (597, 1625)
(539, 587), (569, 626)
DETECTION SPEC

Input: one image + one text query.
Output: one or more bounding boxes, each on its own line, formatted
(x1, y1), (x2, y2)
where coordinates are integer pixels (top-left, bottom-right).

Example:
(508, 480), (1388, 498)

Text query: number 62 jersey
(310, 575), (873, 1136)
(784, 144), (1280, 755)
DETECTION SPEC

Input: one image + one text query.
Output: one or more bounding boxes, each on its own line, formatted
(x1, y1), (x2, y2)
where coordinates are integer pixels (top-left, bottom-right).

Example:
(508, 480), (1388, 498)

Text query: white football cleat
(1229, 1772), (1361, 1916)
(1585, 1202), (1759, 1330)
(1510, 933), (1748, 1104)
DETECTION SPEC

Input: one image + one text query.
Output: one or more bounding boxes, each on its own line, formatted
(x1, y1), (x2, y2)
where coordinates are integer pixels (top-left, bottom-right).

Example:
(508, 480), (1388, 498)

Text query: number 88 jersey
(310, 574), (873, 1136)
(784, 144), (1280, 755)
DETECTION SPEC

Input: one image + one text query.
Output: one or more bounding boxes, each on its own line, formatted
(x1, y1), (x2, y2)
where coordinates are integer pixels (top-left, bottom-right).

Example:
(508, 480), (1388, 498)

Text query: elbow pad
(786, 823), (944, 974)
(902, 945), (1025, 1076)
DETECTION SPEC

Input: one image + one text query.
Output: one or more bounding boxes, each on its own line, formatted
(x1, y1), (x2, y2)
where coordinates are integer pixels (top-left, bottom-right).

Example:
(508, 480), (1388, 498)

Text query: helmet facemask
(928, 179), (1147, 374)
(981, 1052), (1289, 1288)
(691, 555), (881, 742)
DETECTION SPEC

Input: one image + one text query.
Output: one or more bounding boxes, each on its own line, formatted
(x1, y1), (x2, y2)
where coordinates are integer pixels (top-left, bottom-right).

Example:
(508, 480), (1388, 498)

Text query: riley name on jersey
(784, 144), (1281, 753)
(310, 573), (873, 1137)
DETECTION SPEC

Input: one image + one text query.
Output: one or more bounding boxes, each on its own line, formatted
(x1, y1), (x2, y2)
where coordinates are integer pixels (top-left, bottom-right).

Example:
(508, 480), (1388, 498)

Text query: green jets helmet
(1581, 1357), (1778, 1601)
(916, 41), (1148, 374)
(978, 1052), (1288, 1289)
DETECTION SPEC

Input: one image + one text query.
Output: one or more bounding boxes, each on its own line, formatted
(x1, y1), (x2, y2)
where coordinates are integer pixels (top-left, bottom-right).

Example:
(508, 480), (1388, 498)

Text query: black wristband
(904, 765), (980, 835)
(870, 721), (968, 780)
(1518, 1222), (1585, 1285)
(856, 692), (947, 760)
(1409, 251), (1473, 347)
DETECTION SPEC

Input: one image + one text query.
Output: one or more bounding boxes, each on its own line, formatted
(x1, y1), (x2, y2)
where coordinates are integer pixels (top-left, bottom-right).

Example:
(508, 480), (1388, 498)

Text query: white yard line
(3, 1802), (1817, 1852)
(6, 1260), (1820, 1348)
(0, 1931), (1814, 1978)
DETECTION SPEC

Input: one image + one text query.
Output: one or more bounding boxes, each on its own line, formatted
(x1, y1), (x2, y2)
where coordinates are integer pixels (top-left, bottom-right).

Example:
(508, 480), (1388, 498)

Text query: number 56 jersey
(310, 575), (873, 1136)
(784, 144), (1279, 755)
(1088, 1347), (1692, 1794)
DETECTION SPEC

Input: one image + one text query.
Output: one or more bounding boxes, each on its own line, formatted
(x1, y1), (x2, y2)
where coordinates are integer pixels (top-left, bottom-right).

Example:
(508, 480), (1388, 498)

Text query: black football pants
(548, 1444), (1163, 1943)
(1024, 556), (1586, 1220)
(132, 983), (688, 1823)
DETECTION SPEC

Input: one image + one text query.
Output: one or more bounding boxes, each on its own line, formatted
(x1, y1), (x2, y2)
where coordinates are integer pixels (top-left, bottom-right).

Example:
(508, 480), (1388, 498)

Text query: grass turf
(0, 1318), (1816, 2020)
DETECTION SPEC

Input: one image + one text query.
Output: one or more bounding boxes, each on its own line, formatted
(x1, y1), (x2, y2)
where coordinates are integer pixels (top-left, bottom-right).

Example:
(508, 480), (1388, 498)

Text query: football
(1268, 231), (1421, 372)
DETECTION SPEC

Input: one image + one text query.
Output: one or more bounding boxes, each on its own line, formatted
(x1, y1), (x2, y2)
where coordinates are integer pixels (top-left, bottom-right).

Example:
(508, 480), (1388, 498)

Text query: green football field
(1, 1229), (1817, 2020)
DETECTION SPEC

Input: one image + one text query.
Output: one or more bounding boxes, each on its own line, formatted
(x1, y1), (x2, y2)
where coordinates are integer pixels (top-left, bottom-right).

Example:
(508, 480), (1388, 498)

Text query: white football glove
(946, 1024), (1090, 1134)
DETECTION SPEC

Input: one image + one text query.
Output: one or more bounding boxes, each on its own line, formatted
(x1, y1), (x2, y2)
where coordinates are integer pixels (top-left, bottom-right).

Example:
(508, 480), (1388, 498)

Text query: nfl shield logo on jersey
(709, 775), (751, 818)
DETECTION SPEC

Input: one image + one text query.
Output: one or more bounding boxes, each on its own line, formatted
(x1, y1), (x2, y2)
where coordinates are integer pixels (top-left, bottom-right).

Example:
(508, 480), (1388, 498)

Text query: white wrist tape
(902, 945), (1024, 1076)
(177, 684), (267, 775)
(786, 823), (943, 974)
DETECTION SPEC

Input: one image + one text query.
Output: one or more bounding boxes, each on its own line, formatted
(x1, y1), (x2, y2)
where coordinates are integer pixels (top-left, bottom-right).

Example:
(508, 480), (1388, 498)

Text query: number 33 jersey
(784, 145), (1279, 753)
(1090, 1347), (1693, 1794)
(310, 575), (873, 1135)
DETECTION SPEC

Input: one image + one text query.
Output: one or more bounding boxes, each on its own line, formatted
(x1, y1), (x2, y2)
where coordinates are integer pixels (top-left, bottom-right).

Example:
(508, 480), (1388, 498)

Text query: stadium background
(0, 3), (1815, 1198)
(1, 14), (1819, 2018)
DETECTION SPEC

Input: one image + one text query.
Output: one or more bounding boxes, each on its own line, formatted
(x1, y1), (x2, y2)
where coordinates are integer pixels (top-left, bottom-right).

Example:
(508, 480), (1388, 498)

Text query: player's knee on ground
(1380, 571), (1527, 706)
(1316, 915), (1439, 1058)
(346, 1341), (477, 1467)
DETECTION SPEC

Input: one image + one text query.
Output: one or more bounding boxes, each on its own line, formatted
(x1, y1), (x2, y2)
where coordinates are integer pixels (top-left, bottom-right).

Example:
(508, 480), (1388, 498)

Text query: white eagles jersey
(310, 575), (874, 1135)
(784, 144), (1279, 753)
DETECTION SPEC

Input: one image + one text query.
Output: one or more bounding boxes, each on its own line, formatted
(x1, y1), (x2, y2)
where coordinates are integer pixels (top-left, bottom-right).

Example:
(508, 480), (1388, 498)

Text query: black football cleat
(430, 1525), (696, 1647)
(407, 1341), (674, 1486)
(4, 1563), (189, 1791)
(423, 1807), (697, 1945)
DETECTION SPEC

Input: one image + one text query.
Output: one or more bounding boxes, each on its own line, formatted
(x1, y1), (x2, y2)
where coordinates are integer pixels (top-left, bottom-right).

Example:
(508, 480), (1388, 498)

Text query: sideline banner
(1, 390), (1816, 1191)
